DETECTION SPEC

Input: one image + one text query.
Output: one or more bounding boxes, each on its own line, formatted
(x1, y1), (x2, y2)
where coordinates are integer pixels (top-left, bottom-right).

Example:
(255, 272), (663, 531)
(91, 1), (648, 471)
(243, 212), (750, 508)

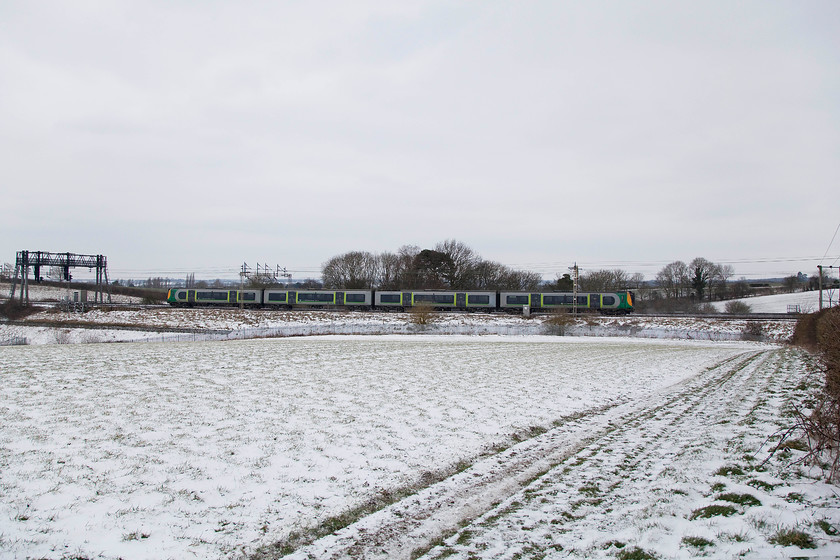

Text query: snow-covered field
(711, 290), (833, 314)
(1, 306), (797, 346)
(1, 282), (143, 305)
(1, 335), (838, 559)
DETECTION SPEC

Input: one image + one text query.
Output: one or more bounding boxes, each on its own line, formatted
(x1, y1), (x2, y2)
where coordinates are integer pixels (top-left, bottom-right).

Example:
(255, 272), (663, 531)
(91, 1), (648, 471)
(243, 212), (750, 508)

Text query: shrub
(742, 321), (764, 341)
(408, 304), (436, 327)
(0, 300), (39, 320)
(543, 311), (575, 336)
(791, 307), (840, 481)
(725, 300), (752, 314)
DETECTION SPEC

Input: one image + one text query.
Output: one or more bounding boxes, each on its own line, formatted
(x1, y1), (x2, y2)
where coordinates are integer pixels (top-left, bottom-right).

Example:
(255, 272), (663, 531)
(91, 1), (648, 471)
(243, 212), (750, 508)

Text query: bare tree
(709, 263), (734, 300)
(656, 261), (689, 298)
(376, 252), (402, 290)
(321, 251), (378, 289)
(434, 239), (480, 289)
(579, 269), (628, 292)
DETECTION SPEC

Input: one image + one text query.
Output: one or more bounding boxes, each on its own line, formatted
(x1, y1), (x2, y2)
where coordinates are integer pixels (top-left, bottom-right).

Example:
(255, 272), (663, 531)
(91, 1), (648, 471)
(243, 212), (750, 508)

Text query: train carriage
(263, 289), (372, 309)
(166, 288), (263, 307)
(169, 287), (633, 314)
(375, 290), (496, 311)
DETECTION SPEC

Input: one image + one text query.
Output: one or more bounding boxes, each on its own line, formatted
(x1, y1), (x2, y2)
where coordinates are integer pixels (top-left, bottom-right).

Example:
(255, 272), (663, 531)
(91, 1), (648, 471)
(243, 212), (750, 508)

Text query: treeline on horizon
(311, 239), (815, 298)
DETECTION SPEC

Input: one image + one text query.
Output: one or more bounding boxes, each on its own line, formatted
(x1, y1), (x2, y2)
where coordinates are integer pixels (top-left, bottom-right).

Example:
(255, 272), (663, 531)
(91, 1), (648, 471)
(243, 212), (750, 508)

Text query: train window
(298, 292), (334, 303)
(414, 294), (454, 304)
(240, 292), (256, 301)
(267, 293), (287, 302)
(468, 295), (490, 305)
(603, 295), (616, 305)
(178, 291), (186, 299)
(345, 293), (366, 303)
(544, 295), (573, 305)
(380, 294), (401, 303)
(506, 295), (529, 305)
(197, 291), (227, 300)
(578, 296), (588, 305)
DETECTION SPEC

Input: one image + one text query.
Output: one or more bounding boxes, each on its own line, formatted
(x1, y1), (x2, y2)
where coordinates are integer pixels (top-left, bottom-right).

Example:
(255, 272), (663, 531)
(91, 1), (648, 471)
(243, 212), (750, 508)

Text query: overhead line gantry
(9, 250), (111, 305)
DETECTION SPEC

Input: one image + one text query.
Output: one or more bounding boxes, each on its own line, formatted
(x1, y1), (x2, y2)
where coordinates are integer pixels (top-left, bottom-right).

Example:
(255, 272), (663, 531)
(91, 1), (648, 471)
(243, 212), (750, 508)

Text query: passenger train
(166, 288), (635, 314)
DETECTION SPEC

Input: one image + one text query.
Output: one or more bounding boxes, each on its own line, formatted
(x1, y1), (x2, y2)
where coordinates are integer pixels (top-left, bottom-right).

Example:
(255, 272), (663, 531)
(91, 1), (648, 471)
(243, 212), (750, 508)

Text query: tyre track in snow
(433, 349), (797, 558)
(272, 349), (773, 560)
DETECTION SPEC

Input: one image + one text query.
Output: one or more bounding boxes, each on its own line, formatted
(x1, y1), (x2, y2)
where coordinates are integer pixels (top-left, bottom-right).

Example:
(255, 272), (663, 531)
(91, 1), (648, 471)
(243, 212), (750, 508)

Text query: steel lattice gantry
(9, 250), (112, 305)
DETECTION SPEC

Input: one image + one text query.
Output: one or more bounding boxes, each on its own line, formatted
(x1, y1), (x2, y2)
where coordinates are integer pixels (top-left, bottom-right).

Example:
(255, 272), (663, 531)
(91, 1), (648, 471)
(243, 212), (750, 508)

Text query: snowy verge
(1, 308), (796, 345)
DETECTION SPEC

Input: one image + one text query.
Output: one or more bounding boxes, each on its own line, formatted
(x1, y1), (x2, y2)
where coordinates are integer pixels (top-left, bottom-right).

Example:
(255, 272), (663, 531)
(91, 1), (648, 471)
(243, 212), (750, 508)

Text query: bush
(791, 307), (840, 481)
(742, 321), (764, 341)
(725, 300), (752, 314)
(544, 311), (576, 336)
(0, 300), (39, 320)
(408, 304), (436, 327)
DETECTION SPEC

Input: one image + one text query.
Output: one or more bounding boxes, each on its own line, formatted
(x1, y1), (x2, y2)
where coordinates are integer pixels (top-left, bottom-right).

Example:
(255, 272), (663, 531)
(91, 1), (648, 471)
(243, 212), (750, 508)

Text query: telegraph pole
(819, 265), (824, 311)
(239, 262), (249, 310)
(570, 262), (579, 314)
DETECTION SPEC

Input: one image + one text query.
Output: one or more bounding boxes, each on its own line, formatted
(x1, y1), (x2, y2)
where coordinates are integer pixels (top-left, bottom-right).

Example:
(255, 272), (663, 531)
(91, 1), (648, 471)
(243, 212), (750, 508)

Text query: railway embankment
(1, 306), (797, 345)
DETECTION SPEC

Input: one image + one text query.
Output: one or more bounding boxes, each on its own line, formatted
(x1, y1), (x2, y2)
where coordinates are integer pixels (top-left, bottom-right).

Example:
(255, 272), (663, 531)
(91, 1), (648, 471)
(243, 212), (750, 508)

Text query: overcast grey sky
(2, 1), (838, 281)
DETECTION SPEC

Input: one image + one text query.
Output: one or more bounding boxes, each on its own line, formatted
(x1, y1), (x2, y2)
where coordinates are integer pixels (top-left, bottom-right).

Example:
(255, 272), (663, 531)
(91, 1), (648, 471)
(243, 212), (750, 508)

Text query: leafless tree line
(655, 257), (735, 301)
(321, 239), (543, 291)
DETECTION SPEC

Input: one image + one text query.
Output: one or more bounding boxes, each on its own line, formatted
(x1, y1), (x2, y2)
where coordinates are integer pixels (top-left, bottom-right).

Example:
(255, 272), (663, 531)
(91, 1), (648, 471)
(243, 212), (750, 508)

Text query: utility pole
(239, 262), (250, 310)
(570, 262), (579, 314)
(277, 266), (292, 287)
(819, 265), (823, 311)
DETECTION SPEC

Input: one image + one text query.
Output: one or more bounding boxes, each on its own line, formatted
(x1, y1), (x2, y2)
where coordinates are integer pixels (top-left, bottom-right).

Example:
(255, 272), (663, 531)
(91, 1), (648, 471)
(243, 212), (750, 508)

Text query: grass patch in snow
(689, 504), (738, 520)
(768, 527), (817, 549)
(716, 492), (761, 507)
(714, 464), (745, 477)
(718, 530), (751, 543)
(746, 478), (776, 491)
(815, 519), (839, 536)
(616, 546), (658, 560)
(784, 492), (805, 504)
(681, 535), (714, 549)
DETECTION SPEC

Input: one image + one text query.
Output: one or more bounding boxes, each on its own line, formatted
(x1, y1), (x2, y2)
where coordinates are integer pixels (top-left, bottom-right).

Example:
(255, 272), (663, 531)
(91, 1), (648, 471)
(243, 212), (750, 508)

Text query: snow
(0, 303), (837, 558)
(1, 307), (797, 346)
(711, 290), (834, 314)
(1, 282), (144, 305)
(1, 333), (838, 559)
